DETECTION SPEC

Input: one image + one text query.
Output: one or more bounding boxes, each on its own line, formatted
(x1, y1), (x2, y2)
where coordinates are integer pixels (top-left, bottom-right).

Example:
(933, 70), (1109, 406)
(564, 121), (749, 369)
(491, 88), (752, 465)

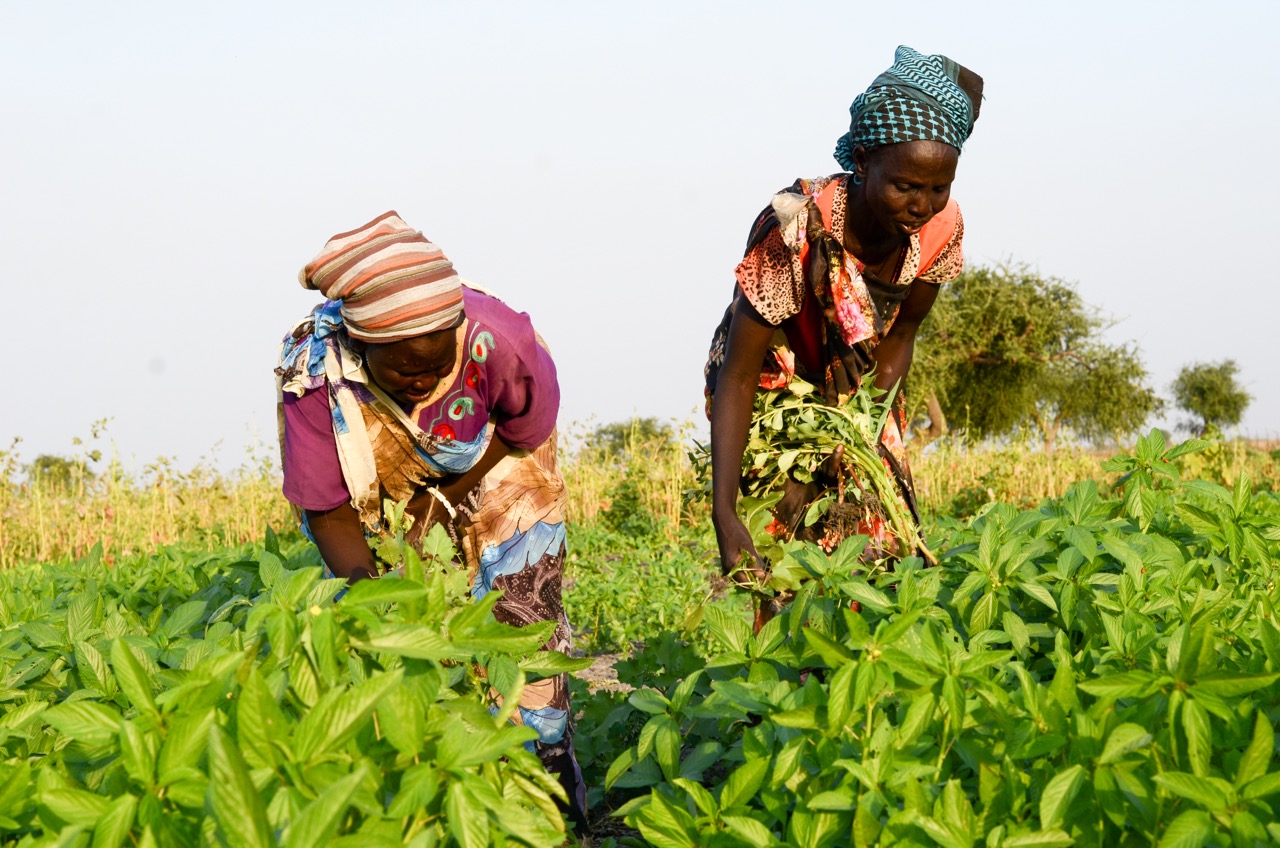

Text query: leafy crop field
(0, 431), (1278, 845)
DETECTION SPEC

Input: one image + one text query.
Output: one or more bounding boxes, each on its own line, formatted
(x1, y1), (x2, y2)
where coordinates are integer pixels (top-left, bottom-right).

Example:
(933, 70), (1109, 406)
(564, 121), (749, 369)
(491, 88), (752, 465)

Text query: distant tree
(1031, 342), (1164, 453)
(910, 265), (1161, 450)
(27, 454), (93, 489)
(583, 417), (677, 460)
(1171, 360), (1251, 436)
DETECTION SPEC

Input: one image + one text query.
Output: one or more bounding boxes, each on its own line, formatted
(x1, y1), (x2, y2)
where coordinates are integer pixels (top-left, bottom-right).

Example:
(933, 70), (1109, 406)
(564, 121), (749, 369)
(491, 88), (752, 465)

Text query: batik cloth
(704, 174), (963, 556)
(276, 285), (587, 824)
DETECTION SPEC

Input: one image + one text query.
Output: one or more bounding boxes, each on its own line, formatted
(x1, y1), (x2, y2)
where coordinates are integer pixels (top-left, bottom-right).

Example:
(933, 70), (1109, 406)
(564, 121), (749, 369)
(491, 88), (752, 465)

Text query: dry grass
(3, 424), (1275, 569)
(0, 438), (291, 569)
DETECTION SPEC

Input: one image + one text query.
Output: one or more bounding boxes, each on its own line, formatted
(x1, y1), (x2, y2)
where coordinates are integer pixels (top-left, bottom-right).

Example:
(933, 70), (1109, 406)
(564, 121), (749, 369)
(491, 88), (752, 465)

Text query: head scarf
(834, 45), (980, 174)
(299, 211), (463, 343)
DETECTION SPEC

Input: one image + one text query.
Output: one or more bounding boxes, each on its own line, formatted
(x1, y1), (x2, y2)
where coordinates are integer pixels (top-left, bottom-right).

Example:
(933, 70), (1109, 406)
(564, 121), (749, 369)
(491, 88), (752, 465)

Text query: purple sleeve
(281, 387), (352, 512)
(485, 313), (560, 451)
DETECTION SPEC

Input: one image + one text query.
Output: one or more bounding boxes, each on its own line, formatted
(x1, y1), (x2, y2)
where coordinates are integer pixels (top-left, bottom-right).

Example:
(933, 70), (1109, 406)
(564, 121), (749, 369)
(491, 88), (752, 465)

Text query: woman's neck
(842, 182), (905, 272)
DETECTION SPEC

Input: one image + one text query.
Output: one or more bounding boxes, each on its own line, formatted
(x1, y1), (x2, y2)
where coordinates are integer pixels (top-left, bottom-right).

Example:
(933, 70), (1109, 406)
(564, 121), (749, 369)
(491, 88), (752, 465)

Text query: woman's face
(364, 329), (458, 406)
(855, 140), (959, 238)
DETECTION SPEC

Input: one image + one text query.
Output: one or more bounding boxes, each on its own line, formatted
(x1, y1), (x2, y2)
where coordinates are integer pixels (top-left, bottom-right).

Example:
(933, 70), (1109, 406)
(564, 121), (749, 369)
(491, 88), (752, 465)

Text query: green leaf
(1017, 580), (1058, 612)
(74, 641), (115, 698)
(91, 793), (138, 848)
(672, 778), (718, 818)
(293, 669), (403, 763)
(1002, 830), (1075, 847)
(451, 620), (557, 655)
(1078, 671), (1158, 701)
(118, 720), (156, 786)
(1099, 722), (1152, 765)
(110, 640), (157, 715)
(653, 716), (682, 781)
(722, 814), (775, 848)
(281, 768), (365, 848)
(436, 722), (536, 770)
(351, 625), (462, 661)
(628, 688), (670, 716)
(518, 651), (593, 676)
(771, 705), (820, 730)
(720, 757), (770, 810)
(235, 667), (289, 769)
(1192, 672), (1280, 697)
(341, 577), (429, 607)
(207, 725), (272, 848)
(632, 789), (697, 848)
(1183, 699), (1211, 778)
(1236, 712), (1274, 787)
(705, 605), (751, 655)
(446, 782), (489, 848)
(806, 789), (856, 811)
(1038, 764), (1085, 831)
(387, 764), (439, 817)
(1157, 809), (1213, 847)
(157, 708), (216, 786)
(44, 701), (121, 749)
(1242, 771), (1280, 800)
(804, 628), (855, 667)
(40, 788), (110, 827)
(605, 746), (639, 791)
(826, 662), (858, 732)
(1153, 771), (1228, 810)
(258, 550), (285, 589)
(159, 601), (207, 639)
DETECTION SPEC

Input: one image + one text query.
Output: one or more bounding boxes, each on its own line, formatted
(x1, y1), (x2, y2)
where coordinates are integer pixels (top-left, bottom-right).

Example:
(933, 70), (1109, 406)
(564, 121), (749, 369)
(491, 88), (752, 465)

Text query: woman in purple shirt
(275, 211), (585, 828)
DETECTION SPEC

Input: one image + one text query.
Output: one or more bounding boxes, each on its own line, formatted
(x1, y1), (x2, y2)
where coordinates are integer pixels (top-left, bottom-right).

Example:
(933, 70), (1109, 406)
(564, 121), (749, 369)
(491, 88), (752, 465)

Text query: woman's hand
(713, 512), (769, 589)
(405, 433), (514, 545)
(305, 503), (378, 583)
(405, 486), (462, 546)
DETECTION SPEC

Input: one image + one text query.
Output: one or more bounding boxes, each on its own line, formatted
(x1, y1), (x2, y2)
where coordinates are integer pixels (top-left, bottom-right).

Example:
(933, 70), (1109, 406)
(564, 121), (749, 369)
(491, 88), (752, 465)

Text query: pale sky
(3, 0), (1277, 471)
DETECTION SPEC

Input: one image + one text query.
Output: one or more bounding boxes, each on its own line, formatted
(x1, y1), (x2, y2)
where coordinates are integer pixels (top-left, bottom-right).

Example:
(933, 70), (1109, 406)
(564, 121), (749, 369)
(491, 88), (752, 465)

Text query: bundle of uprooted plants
(693, 376), (927, 590)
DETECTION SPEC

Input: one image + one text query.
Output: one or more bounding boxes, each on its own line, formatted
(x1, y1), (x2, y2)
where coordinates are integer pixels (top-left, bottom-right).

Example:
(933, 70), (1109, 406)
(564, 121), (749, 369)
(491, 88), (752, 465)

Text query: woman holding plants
(274, 211), (586, 829)
(705, 46), (983, 598)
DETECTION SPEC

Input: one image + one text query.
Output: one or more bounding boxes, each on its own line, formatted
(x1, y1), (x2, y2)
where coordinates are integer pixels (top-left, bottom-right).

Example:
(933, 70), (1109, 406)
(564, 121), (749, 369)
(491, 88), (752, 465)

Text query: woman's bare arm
(710, 296), (775, 583)
(872, 279), (939, 393)
(305, 502), (378, 583)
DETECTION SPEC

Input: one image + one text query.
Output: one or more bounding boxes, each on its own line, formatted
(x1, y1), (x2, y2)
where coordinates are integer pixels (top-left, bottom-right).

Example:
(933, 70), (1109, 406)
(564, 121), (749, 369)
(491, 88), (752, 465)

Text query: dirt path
(572, 652), (632, 692)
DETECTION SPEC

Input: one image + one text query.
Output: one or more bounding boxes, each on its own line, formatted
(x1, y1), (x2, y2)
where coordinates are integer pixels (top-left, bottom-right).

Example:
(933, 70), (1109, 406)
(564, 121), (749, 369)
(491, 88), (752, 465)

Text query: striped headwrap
(299, 211), (463, 343)
(835, 45), (980, 175)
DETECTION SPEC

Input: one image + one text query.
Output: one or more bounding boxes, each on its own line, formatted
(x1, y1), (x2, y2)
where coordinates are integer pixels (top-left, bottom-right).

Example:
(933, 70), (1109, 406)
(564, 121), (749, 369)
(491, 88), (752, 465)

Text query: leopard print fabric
(704, 173), (964, 410)
(918, 207), (965, 284)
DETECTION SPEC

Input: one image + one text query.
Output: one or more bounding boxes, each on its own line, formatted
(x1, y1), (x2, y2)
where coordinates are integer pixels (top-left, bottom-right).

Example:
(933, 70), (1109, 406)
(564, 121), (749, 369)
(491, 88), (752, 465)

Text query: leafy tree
(27, 454), (93, 489)
(582, 417), (677, 461)
(1171, 360), (1251, 436)
(909, 265), (1161, 450)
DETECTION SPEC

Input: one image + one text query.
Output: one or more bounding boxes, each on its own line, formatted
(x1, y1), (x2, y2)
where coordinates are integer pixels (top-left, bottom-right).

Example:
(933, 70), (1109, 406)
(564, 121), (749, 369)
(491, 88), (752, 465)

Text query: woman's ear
(852, 144), (871, 183)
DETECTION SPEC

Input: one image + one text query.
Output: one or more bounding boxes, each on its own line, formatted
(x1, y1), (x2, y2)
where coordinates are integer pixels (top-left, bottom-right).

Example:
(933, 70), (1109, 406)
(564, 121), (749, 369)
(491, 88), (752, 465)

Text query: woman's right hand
(714, 513), (769, 589)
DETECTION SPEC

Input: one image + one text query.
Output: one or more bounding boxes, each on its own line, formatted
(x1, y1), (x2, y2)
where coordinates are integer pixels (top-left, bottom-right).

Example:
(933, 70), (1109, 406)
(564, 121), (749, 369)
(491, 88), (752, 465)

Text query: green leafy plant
(692, 378), (924, 572)
(597, 431), (1280, 847)
(0, 524), (589, 846)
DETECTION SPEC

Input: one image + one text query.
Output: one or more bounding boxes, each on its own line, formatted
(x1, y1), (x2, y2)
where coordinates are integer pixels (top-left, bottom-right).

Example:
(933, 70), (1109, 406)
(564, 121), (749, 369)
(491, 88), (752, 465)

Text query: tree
(581, 417), (678, 461)
(27, 454), (93, 489)
(909, 264), (1162, 450)
(1171, 360), (1250, 436)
